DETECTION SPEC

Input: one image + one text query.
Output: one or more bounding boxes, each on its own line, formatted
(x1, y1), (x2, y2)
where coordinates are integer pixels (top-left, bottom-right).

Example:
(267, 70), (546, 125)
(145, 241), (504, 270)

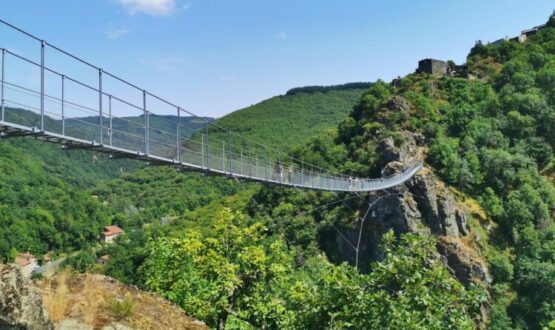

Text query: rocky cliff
(0, 264), (54, 330)
(336, 131), (491, 289)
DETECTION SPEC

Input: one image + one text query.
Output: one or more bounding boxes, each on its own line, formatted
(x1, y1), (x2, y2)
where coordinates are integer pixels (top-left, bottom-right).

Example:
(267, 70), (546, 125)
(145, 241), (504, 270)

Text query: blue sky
(0, 0), (553, 118)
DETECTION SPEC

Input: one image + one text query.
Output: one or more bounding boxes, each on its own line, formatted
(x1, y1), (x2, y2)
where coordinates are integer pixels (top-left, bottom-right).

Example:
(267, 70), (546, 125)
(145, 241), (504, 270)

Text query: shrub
(107, 295), (136, 320)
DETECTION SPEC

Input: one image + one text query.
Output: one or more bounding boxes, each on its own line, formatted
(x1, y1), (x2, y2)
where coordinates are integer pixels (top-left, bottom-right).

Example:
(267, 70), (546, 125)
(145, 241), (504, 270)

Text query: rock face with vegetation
(337, 132), (491, 296)
(0, 264), (53, 330)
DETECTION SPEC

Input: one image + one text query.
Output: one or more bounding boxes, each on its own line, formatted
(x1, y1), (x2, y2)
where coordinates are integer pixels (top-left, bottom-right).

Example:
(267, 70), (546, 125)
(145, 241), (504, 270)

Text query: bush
(107, 296), (136, 320)
(489, 251), (514, 283)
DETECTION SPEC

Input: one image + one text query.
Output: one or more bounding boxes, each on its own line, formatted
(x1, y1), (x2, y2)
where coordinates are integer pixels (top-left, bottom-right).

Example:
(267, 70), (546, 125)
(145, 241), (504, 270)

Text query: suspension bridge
(0, 19), (422, 192)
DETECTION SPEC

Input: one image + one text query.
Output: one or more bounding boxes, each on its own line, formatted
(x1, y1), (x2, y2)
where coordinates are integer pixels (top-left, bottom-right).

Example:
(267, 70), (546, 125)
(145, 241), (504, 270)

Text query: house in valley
(101, 225), (125, 244)
(15, 252), (38, 277)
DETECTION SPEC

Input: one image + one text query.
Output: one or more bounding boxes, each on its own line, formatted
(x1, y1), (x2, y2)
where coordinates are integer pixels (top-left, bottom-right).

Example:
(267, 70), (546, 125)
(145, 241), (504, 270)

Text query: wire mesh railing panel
(0, 19), (423, 192)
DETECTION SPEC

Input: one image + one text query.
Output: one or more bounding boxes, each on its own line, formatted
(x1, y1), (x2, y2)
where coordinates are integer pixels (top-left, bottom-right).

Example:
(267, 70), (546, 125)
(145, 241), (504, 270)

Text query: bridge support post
(222, 141), (226, 172)
(61, 75), (65, 135)
(205, 120), (209, 169)
(265, 147), (268, 180)
(176, 107), (181, 162)
(228, 132), (232, 173)
(40, 40), (45, 131)
(108, 95), (112, 146)
(310, 164), (313, 188)
(143, 90), (149, 155)
(301, 161), (304, 186)
(201, 133), (205, 168)
(1, 48), (4, 122)
(248, 141), (252, 177)
(98, 69), (103, 145)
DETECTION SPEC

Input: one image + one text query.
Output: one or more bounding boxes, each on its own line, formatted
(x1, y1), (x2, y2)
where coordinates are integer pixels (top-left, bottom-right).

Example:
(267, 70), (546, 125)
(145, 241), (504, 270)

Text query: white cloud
(274, 31), (286, 40)
(105, 27), (131, 40)
(138, 55), (186, 73)
(116, 0), (177, 16)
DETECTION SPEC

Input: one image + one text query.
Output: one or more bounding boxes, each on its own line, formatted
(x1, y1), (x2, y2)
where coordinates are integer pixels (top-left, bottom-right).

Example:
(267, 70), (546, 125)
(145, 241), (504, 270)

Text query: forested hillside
(0, 108), (213, 260)
(205, 84), (370, 150)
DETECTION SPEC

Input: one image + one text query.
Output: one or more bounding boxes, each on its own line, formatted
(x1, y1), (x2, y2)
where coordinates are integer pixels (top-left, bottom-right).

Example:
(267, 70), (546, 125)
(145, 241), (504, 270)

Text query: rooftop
(103, 225), (124, 237)
(15, 252), (36, 267)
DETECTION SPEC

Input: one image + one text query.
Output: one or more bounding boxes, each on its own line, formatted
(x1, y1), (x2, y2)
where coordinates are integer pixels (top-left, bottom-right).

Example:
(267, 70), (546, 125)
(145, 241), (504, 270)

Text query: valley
(1, 9), (555, 330)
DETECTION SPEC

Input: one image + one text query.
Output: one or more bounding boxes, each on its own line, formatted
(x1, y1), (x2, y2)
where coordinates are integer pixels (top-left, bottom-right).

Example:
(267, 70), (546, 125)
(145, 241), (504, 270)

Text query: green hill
(206, 83), (371, 151)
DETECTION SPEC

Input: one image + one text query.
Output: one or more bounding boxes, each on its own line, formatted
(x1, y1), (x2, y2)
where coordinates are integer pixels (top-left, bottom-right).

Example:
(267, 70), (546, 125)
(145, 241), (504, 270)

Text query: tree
(141, 208), (292, 329)
(277, 231), (485, 329)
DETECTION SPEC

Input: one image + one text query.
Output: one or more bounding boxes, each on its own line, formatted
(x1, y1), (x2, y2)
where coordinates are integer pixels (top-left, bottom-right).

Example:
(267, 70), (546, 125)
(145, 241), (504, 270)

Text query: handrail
(0, 19), (423, 192)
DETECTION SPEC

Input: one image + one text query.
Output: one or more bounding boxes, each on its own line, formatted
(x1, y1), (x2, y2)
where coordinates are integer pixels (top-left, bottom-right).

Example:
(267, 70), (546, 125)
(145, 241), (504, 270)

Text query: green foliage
(206, 86), (367, 152)
(94, 166), (241, 229)
(142, 208), (292, 328)
(0, 142), (109, 258)
(489, 250), (514, 283)
(286, 82), (373, 96)
(143, 223), (483, 329)
(107, 296), (136, 320)
(277, 231), (484, 330)
(64, 250), (96, 273)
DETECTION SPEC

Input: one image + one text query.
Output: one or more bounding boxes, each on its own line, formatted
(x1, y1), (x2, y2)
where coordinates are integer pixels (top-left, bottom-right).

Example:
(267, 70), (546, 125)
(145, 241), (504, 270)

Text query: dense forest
(205, 86), (369, 150)
(1, 12), (554, 330)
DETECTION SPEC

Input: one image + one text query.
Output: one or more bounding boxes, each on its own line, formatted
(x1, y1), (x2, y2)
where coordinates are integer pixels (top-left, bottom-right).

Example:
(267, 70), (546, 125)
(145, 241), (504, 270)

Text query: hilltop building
(491, 23), (546, 45)
(101, 225), (125, 244)
(416, 59), (449, 76)
(14, 252), (37, 277)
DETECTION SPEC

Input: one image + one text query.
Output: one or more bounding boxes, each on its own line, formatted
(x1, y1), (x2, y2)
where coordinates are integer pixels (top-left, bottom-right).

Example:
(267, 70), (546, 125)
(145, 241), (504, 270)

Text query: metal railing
(0, 19), (422, 192)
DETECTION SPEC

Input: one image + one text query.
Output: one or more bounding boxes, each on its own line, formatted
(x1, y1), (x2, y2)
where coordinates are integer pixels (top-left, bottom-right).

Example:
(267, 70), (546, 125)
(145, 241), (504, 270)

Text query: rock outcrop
(0, 264), (54, 330)
(337, 131), (490, 292)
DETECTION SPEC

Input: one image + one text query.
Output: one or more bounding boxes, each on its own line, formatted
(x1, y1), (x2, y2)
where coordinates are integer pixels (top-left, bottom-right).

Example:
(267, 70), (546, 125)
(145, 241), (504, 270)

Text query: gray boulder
(0, 264), (54, 330)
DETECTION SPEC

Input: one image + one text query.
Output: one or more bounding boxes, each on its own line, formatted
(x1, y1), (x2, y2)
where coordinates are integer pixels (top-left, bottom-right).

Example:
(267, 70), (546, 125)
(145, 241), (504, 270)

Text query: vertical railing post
(279, 158), (283, 183)
(265, 146), (268, 180)
(176, 107), (181, 162)
(249, 141), (252, 177)
(143, 90), (149, 154)
(205, 120), (209, 168)
(222, 140), (226, 172)
(98, 69), (103, 145)
(310, 164), (314, 188)
(61, 75), (65, 135)
(1, 48), (5, 122)
(40, 40), (45, 131)
(301, 161), (304, 186)
(201, 133), (205, 168)
(228, 132), (232, 173)
(108, 95), (112, 146)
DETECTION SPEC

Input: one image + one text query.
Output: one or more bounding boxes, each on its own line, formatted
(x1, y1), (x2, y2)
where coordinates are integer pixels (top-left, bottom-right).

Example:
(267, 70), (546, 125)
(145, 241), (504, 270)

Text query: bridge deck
(0, 18), (422, 192)
(0, 121), (422, 192)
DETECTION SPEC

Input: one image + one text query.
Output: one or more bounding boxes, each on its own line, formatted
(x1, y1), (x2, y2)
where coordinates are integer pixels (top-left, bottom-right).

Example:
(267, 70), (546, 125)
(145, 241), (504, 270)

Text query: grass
(40, 270), (71, 322)
(36, 271), (208, 329)
(108, 294), (136, 320)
